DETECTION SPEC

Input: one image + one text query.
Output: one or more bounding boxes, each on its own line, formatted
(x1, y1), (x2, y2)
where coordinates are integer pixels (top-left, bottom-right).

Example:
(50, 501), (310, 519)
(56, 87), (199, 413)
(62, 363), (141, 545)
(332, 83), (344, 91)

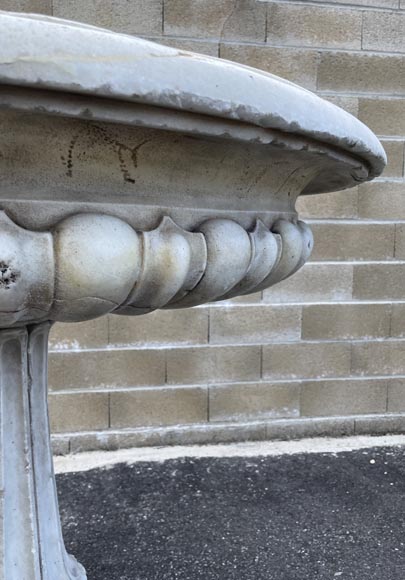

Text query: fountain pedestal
(0, 10), (386, 578)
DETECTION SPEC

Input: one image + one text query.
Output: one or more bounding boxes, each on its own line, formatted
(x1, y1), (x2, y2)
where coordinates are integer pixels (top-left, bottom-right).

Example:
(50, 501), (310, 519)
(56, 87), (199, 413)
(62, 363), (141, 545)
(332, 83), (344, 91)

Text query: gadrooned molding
(0, 211), (313, 326)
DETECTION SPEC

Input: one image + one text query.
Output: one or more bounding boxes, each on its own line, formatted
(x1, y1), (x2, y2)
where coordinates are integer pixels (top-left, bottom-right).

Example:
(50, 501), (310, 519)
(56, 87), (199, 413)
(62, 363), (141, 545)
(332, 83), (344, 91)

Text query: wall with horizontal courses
(2, 0), (405, 454)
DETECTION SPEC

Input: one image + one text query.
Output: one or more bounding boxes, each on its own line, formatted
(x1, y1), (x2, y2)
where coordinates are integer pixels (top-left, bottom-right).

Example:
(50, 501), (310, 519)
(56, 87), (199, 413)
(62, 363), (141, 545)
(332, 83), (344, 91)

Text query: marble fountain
(0, 10), (386, 579)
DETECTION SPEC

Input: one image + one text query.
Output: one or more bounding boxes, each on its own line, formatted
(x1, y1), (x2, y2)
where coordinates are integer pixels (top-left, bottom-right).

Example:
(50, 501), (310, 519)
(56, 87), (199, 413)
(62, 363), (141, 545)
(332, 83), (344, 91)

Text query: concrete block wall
(2, 0), (405, 453)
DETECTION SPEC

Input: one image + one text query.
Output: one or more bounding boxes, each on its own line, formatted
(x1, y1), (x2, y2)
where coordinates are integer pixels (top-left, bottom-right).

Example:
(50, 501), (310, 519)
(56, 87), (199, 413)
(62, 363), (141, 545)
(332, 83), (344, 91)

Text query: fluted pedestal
(0, 323), (86, 580)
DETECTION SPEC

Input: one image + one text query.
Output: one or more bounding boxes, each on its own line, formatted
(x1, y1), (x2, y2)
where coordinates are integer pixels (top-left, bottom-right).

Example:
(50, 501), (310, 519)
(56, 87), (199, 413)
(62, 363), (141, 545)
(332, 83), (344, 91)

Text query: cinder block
(390, 304), (405, 337)
(301, 379), (388, 417)
(209, 382), (300, 422)
(108, 308), (209, 346)
(49, 392), (109, 433)
(358, 182), (405, 220)
(309, 222), (395, 262)
(266, 416), (355, 440)
(359, 98), (405, 137)
(263, 263), (353, 304)
(352, 340), (405, 376)
(53, 0), (163, 35)
(209, 305), (301, 345)
(0, 0), (52, 13)
(353, 263), (405, 301)
(388, 380), (405, 412)
(318, 52), (405, 96)
(263, 342), (351, 380)
(381, 140), (404, 178)
(155, 37), (219, 56)
(220, 44), (318, 90)
(164, 0), (266, 41)
(166, 345), (261, 385)
(110, 386), (208, 428)
(267, 3), (362, 49)
(326, 0), (397, 6)
(395, 224), (405, 258)
(49, 318), (109, 351)
(296, 189), (359, 219)
(355, 414), (405, 436)
(363, 11), (405, 53)
(302, 303), (391, 340)
(49, 348), (166, 390)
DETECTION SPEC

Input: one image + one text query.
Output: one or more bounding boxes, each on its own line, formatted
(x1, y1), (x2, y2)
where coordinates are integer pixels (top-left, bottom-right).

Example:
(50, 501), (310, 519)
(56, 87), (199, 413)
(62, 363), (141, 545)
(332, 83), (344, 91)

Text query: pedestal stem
(0, 323), (86, 580)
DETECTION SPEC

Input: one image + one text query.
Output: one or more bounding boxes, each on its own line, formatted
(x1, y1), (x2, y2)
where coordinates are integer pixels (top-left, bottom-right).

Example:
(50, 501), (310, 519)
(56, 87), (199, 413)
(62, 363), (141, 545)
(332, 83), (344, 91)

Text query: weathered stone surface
(167, 345), (261, 385)
(209, 382), (300, 422)
(352, 341), (405, 376)
(301, 379), (388, 417)
(309, 222), (395, 261)
(353, 263), (405, 300)
(263, 263), (354, 303)
(49, 392), (109, 432)
(267, 3), (362, 49)
(49, 349), (166, 390)
(263, 342), (352, 380)
(53, 0), (163, 35)
(110, 387), (208, 428)
(209, 305), (301, 344)
(302, 304), (391, 340)
(296, 188), (359, 219)
(318, 51), (405, 95)
(363, 10), (405, 52)
(164, 0), (266, 41)
(220, 44), (319, 90)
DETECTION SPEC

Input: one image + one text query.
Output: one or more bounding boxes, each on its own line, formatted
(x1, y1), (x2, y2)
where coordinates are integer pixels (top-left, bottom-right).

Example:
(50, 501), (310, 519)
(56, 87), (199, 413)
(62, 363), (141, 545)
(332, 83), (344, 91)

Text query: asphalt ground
(57, 443), (405, 580)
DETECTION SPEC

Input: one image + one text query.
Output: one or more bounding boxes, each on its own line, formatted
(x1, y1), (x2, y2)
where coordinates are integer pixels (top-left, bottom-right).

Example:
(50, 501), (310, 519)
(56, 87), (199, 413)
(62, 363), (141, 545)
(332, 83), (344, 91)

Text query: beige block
(301, 380), (387, 417)
(53, 0), (163, 35)
(388, 380), (405, 412)
(166, 345), (261, 385)
(296, 189), (358, 219)
(309, 222), (395, 262)
(324, 96), (359, 118)
(108, 308), (209, 346)
(389, 304), (405, 337)
(317, 0), (397, 6)
(302, 303), (391, 340)
(353, 263), (405, 301)
(0, 0), (51, 12)
(209, 305), (301, 345)
(154, 37), (219, 57)
(381, 140), (404, 178)
(263, 342), (351, 380)
(110, 387), (208, 428)
(263, 263), (353, 304)
(164, 0), (266, 41)
(355, 414), (405, 436)
(49, 317), (109, 350)
(395, 224), (405, 258)
(49, 348), (165, 390)
(358, 182), (405, 220)
(49, 392), (109, 433)
(318, 52), (405, 96)
(267, 3), (362, 49)
(352, 340), (405, 375)
(209, 382), (300, 422)
(359, 98), (405, 137)
(220, 44), (318, 90)
(363, 11), (405, 52)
